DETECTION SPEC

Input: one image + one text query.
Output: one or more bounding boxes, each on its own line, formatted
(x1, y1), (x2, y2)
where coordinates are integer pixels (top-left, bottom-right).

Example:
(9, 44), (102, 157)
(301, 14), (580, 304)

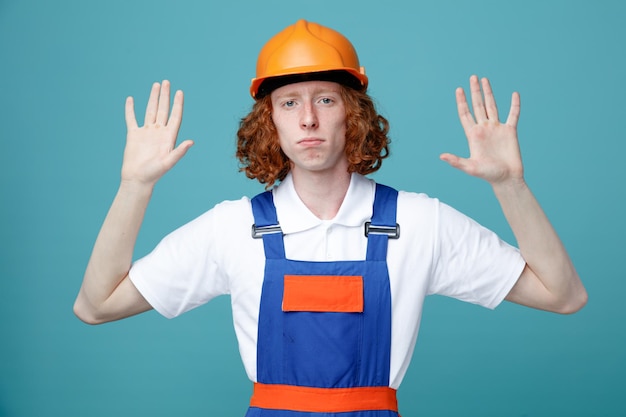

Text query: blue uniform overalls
(245, 184), (401, 417)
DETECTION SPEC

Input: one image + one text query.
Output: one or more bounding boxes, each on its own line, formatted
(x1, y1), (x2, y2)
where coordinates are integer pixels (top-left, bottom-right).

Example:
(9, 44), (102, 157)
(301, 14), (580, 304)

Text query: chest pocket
(280, 274), (365, 387)
(282, 275), (364, 313)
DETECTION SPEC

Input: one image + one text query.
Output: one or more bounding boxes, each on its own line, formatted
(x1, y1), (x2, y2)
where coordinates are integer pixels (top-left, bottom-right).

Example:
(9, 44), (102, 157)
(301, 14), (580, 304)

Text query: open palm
(441, 75), (523, 186)
(122, 80), (193, 186)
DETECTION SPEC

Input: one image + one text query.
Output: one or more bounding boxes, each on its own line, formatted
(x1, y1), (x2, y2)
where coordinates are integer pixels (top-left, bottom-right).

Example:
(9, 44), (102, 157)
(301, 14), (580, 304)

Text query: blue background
(1, 0), (624, 416)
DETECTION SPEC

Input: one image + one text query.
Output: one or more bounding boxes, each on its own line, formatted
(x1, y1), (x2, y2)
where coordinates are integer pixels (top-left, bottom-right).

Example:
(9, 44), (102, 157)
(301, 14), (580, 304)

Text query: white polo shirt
(130, 173), (525, 389)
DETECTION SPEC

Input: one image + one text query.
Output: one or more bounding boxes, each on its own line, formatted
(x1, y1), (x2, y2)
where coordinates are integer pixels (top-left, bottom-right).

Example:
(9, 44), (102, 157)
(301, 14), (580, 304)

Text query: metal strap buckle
(251, 224), (283, 239)
(364, 222), (400, 239)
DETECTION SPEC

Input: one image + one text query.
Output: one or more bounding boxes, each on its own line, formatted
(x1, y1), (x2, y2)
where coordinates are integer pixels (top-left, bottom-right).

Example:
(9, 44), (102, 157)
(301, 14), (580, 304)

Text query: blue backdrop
(1, 0), (624, 416)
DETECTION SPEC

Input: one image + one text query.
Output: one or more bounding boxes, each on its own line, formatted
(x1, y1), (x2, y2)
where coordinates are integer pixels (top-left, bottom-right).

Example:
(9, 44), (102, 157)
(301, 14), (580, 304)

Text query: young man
(74, 19), (587, 416)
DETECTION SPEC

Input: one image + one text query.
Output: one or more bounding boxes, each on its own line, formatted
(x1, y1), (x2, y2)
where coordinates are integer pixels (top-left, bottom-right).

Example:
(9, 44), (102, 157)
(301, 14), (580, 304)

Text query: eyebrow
(273, 87), (342, 100)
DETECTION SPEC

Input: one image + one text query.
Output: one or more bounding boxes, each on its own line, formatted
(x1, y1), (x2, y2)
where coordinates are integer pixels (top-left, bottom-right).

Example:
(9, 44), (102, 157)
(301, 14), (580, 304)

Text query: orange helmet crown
(250, 19), (368, 98)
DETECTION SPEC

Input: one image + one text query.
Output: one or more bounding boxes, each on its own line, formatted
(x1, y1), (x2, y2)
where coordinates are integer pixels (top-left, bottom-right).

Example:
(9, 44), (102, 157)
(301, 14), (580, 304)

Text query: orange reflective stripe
(250, 383), (398, 413)
(282, 275), (363, 313)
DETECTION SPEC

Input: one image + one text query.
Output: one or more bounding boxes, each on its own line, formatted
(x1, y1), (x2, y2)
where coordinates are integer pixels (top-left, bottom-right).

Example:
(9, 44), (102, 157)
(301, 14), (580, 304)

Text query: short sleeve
(428, 201), (526, 309)
(129, 199), (251, 318)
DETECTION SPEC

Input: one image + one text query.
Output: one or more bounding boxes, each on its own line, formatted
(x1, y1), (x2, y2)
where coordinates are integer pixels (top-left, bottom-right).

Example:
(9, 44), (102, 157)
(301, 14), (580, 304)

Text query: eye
(283, 100), (296, 107)
(319, 97), (334, 105)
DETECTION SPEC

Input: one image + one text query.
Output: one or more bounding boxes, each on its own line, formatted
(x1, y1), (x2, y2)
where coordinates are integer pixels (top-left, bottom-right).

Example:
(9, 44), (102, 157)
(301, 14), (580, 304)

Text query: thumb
(165, 139), (194, 168)
(441, 152), (485, 178)
(440, 152), (476, 175)
(440, 152), (464, 169)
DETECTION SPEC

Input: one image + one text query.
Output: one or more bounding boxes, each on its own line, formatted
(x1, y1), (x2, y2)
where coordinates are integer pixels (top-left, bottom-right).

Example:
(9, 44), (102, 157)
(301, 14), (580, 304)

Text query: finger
(167, 90), (184, 131)
(456, 87), (475, 132)
(440, 152), (467, 171)
(469, 75), (487, 122)
(163, 139), (194, 170)
(125, 96), (138, 130)
(156, 80), (171, 126)
(440, 153), (477, 177)
(144, 82), (161, 126)
(506, 91), (521, 127)
(481, 77), (499, 122)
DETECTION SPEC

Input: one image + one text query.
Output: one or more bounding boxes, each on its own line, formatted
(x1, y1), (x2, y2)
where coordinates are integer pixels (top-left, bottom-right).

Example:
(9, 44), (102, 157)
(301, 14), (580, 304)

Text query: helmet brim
(251, 68), (368, 99)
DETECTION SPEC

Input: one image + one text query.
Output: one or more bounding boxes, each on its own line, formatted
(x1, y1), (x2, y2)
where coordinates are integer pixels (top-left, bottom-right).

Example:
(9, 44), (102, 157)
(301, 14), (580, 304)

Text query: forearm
(493, 179), (587, 312)
(75, 180), (153, 322)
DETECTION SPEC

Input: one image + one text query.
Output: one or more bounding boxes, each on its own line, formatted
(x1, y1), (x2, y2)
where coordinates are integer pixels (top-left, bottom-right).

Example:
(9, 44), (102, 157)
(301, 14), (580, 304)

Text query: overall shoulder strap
(251, 191), (285, 259)
(366, 183), (400, 261)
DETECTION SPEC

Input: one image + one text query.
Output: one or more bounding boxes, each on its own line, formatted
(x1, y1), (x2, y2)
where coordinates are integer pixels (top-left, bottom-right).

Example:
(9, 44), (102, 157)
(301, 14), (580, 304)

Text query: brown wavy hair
(236, 85), (390, 188)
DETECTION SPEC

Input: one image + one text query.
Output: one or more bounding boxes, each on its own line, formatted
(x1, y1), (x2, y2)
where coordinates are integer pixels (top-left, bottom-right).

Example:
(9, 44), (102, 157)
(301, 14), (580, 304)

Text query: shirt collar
(273, 172), (375, 234)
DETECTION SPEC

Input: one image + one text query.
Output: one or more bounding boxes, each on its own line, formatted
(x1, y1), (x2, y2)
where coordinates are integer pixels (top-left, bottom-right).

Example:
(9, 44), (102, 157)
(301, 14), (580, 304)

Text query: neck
(291, 169), (351, 220)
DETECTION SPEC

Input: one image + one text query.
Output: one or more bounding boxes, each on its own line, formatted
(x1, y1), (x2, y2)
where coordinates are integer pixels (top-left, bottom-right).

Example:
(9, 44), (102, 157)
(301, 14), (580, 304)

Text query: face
(270, 80), (348, 179)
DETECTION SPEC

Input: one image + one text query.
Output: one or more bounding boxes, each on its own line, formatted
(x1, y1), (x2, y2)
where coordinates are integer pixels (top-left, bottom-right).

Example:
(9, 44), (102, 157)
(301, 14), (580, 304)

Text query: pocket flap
(283, 275), (364, 313)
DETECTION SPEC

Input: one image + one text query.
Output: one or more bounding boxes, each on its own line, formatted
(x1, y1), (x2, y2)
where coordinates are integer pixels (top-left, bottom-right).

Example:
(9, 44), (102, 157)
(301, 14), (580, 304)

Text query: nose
(300, 103), (318, 129)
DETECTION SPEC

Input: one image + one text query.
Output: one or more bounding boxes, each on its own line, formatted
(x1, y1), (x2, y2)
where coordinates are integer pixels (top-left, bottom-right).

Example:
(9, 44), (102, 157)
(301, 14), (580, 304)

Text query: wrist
(491, 176), (528, 196)
(118, 178), (155, 198)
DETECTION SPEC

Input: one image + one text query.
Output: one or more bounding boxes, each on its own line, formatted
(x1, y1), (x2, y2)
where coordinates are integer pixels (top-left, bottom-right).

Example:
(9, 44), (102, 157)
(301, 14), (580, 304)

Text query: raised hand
(440, 75), (523, 186)
(122, 80), (193, 186)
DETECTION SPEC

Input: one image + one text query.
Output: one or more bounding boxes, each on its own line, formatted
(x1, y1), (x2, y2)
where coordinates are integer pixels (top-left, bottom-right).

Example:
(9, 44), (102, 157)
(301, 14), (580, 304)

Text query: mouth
(298, 137), (325, 146)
